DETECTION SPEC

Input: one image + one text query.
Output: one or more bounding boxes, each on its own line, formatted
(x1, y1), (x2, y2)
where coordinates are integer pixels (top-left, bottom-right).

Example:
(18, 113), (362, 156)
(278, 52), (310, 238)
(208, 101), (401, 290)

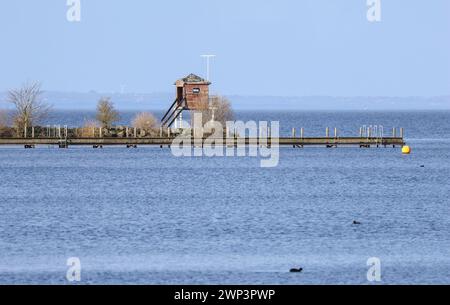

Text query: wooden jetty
(0, 74), (407, 150)
(0, 136), (405, 148)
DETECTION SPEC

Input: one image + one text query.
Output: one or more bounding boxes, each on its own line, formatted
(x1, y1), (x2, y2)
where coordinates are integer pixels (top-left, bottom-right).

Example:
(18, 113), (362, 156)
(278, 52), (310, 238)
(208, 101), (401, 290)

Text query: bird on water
(289, 268), (303, 273)
(353, 221), (362, 225)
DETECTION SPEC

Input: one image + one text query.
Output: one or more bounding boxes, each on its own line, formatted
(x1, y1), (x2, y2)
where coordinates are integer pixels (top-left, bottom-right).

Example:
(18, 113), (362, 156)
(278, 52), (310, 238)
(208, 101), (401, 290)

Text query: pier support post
(32, 127), (35, 138)
(326, 127), (329, 138)
(400, 128), (404, 138)
(292, 128), (296, 138)
(334, 128), (338, 147)
(301, 128), (304, 139)
(393, 128), (397, 147)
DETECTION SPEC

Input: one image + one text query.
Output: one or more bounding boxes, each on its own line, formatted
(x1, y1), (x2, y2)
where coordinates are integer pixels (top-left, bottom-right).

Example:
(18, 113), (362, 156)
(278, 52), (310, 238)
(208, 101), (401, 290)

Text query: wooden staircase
(161, 98), (186, 127)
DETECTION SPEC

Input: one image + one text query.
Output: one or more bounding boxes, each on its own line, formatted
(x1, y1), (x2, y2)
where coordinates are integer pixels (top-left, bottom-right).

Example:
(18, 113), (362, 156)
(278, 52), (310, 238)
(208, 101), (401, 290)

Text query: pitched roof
(176, 73), (211, 84)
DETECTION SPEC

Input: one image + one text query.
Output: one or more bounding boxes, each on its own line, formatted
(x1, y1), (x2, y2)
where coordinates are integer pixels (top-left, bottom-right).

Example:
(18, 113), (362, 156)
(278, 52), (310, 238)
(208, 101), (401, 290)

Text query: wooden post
(301, 128), (304, 139)
(134, 127), (137, 138)
(326, 127), (329, 138)
(359, 127), (363, 137)
(400, 128), (404, 138)
(168, 128), (171, 138)
(292, 128), (296, 138)
(334, 128), (338, 138)
(32, 127), (35, 138)
(160, 127), (163, 138)
(393, 127), (397, 147)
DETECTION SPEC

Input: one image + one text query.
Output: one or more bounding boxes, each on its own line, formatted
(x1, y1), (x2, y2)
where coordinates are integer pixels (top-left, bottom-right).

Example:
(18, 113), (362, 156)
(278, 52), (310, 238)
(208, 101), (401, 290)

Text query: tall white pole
(201, 55), (216, 81)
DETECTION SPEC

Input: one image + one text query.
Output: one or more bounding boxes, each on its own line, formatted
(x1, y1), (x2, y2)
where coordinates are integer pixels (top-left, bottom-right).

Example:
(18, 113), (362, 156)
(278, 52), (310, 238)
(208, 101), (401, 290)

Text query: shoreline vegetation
(0, 82), (234, 139)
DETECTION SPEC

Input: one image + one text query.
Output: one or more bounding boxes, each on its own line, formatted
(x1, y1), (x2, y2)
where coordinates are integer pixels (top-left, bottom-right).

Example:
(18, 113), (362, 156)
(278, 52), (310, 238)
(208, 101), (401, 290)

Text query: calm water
(1, 111), (450, 284)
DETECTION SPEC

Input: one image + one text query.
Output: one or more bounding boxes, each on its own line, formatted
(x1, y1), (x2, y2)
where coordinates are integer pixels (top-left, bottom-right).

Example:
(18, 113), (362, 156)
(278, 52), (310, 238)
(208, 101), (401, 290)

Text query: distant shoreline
(1, 92), (449, 111)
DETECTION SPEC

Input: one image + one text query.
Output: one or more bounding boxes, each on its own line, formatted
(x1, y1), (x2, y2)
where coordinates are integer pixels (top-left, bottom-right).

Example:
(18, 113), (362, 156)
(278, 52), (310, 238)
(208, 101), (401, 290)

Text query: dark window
(192, 88), (200, 94)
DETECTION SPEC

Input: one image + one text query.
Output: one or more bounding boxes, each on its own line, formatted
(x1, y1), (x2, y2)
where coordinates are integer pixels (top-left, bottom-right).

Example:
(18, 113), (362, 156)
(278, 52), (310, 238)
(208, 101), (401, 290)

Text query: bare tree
(96, 97), (120, 128)
(8, 82), (51, 137)
(0, 109), (9, 136)
(199, 95), (234, 125)
(0, 109), (8, 128)
(132, 112), (158, 132)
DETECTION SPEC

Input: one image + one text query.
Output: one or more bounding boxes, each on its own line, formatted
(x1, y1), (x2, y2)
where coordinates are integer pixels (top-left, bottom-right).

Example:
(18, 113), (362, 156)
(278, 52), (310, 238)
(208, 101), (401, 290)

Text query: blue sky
(0, 0), (449, 97)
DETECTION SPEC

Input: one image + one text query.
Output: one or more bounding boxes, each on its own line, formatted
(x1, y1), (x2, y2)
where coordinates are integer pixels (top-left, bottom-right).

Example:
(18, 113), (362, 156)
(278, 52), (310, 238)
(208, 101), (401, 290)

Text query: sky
(0, 0), (449, 97)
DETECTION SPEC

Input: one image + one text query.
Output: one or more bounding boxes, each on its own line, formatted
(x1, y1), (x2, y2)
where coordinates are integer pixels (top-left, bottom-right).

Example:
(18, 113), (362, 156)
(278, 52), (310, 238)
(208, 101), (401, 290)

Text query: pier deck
(0, 137), (405, 148)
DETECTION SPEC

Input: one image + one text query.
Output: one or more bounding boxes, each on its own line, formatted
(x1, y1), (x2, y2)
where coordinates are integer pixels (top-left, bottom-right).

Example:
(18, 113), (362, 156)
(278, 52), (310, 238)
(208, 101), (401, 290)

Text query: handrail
(161, 98), (180, 123)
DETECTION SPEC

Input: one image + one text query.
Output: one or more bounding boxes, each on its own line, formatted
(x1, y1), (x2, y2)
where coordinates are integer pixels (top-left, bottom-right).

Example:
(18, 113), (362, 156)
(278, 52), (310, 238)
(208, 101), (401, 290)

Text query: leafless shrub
(96, 97), (120, 128)
(132, 112), (158, 133)
(198, 95), (234, 126)
(7, 82), (51, 137)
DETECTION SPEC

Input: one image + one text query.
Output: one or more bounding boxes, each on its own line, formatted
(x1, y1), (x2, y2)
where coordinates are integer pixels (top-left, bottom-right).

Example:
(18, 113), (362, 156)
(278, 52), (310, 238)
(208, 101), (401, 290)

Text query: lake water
(1, 111), (450, 284)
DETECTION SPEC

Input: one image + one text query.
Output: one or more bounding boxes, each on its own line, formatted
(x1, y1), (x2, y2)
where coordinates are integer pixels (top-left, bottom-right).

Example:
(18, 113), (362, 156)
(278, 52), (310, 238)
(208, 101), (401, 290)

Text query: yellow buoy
(402, 145), (411, 155)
